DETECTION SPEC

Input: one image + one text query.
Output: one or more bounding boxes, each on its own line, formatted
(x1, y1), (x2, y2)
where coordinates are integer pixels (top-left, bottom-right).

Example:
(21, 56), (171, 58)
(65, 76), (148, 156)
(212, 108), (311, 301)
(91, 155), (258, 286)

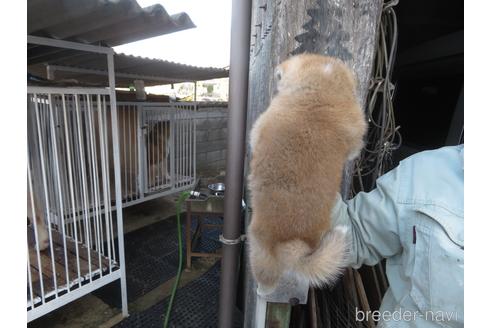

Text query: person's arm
(331, 168), (403, 268)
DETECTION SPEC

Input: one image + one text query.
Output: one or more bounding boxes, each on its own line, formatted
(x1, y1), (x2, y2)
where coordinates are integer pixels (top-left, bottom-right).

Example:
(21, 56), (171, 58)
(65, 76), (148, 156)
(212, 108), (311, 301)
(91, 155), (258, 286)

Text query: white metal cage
(27, 36), (128, 323)
(27, 87), (127, 322)
(27, 95), (198, 322)
(116, 102), (197, 207)
(27, 36), (198, 323)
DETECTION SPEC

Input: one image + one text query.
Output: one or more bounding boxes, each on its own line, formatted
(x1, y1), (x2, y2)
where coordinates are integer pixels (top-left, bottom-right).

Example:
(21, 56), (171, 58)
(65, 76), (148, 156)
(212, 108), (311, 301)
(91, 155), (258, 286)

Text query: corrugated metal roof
(28, 52), (229, 87)
(28, 0), (196, 65)
(27, 0), (227, 86)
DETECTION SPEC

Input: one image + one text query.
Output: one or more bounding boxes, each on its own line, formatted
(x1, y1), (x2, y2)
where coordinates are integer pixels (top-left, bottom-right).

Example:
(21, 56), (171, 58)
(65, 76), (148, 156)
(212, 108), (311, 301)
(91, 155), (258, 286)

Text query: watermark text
(355, 308), (458, 323)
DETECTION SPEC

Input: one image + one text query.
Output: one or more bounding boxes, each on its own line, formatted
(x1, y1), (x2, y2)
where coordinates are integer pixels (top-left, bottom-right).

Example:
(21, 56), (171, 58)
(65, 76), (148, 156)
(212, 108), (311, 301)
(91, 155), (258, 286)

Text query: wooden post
(243, 0), (383, 327)
(46, 65), (55, 80)
(134, 79), (146, 101)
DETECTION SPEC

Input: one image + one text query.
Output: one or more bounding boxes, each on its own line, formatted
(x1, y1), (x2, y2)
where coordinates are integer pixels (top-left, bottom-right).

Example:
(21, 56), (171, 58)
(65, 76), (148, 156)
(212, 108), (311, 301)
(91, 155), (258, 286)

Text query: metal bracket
(254, 272), (310, 328)
(219, 234), (246, 245)
(257, 271), (310, 305)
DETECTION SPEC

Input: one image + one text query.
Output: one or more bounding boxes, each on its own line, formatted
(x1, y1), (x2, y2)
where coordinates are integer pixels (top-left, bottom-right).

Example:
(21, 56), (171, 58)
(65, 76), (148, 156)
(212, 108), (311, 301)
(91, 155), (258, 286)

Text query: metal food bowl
(208, 183), (225, 196)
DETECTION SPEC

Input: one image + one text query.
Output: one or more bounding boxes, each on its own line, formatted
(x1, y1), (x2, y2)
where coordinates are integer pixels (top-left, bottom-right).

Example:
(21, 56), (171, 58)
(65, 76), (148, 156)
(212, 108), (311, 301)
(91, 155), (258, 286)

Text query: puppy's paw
(37, 228), (50, 251)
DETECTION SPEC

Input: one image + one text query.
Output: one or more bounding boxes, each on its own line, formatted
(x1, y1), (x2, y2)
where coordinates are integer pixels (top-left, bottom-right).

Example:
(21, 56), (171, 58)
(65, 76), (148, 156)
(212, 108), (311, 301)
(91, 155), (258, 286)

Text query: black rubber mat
(115, 262), (243, 328)
(94, 214), (223, 307)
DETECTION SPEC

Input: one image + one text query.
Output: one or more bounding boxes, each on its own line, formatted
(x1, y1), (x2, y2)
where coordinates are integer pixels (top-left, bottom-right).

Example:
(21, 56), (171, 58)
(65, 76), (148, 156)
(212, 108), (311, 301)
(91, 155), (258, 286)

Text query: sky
(115, 0), (232, 68)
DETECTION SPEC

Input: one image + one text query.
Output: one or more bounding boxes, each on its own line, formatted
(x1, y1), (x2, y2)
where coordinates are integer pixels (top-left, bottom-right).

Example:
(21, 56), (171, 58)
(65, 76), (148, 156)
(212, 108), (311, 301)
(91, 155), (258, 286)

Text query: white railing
(27, 35), (128, 323)
(117, 102), (197, 207)
(27, 95), (197, 321)
(27, 87), (126, 322)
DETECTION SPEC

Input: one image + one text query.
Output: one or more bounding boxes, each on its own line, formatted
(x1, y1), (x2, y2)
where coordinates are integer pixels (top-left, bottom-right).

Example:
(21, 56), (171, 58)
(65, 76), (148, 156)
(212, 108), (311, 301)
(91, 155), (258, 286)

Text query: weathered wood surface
(266, 302), (292, 328)
(246, 0), (383, 132)
(243, 0), (383, 326)
(27, 226), (111, 305)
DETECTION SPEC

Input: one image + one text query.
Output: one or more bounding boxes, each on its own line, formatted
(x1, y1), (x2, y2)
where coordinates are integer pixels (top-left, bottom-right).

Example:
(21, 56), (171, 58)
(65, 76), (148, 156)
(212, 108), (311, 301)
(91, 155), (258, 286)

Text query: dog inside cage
(27, 91), (120, 311)
(145, 115), (172, 193)
(27, 90), (197, 315)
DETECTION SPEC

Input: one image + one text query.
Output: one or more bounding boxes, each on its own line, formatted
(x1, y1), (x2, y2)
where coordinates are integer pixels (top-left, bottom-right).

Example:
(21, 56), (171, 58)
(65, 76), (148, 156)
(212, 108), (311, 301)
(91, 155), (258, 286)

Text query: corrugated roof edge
(116, 53), (229, 72)
(28, 0), (196, 48)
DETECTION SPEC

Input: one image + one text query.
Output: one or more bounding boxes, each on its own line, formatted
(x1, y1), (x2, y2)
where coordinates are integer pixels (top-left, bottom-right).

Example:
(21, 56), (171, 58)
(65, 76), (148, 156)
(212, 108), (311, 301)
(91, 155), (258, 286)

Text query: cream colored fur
(27, 189), (49, 251)
(247, 54), (367, 292)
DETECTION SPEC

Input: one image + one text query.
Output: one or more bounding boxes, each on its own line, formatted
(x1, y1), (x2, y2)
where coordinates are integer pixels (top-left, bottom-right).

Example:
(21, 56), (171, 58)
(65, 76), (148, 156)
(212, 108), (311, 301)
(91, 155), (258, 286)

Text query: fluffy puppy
(247, 54), (367, 294)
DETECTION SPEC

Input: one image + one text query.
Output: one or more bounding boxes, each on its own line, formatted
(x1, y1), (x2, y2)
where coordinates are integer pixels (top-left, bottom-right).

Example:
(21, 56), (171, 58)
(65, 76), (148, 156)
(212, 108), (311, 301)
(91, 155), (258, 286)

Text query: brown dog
(247, 54), (367, 294)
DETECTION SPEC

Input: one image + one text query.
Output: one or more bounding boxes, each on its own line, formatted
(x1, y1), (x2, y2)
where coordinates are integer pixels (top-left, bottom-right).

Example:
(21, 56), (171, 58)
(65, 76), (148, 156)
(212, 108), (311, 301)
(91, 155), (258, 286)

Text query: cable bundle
(352, 0), (402, 194)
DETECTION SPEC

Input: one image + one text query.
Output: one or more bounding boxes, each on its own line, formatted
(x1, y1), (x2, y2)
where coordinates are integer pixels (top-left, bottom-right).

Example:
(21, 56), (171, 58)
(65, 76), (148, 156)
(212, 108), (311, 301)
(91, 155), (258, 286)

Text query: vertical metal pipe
(43, 98), (56, 225)
(133, 106), (138, 199)
(27, 145), (45, 304)
(74, 95), (93, 280)
(218, 0), (252, 326)
(166, 109), (169, 186)
(82, 98), (95, 248)
(157, 108), (164, 189)
(151, 111), (155, 189)
(107, 52), (129, 317)
(55, 95), (73, 239)
(181, 107), (184, 187)
(183, 107), (186, 185)
(68, 97), (83, 241)
(129, 106), (133, 199)
(87, 94), (103, 272)
(123, 105), (128, 200)
(129, 106), (133, 198)
(177, 107), (181, 187)
(188, 107), (192, 185)
(163, 111), (167, 185)
(48, 94), (70, 287)
(105, 103), (116, 264)
(193, 104), (197, 185)
(153, 110), (156, 190)
(97, 96), (112, 266)
(102, 96), (117, 271)
(137, 106), (144, 198)
(170, 109), (175, 188)
(186, 106), (189, 185)
(155, 109), (158, 190)
(27, 248), (35, 308)
(146, 110), (150, 191)
(34, 93), (59, 295)
(184, 106), (188, 185)
(194, 81), (197, 101)
(61, 94), (82, 285)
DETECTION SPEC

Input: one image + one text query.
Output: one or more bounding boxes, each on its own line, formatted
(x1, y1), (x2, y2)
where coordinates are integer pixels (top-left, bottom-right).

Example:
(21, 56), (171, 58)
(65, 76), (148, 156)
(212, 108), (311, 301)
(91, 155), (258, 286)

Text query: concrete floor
(28, 192), (220, 328)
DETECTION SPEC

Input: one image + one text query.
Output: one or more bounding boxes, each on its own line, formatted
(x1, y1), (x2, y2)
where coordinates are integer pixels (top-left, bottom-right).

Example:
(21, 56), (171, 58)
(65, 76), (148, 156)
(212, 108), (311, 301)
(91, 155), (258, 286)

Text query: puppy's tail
(278, 226), (350, 287)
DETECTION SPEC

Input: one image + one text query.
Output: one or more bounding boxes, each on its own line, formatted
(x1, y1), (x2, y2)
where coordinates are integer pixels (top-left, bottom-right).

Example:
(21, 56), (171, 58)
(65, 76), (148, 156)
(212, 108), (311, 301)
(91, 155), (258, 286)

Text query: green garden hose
(163, 191), (191, 328)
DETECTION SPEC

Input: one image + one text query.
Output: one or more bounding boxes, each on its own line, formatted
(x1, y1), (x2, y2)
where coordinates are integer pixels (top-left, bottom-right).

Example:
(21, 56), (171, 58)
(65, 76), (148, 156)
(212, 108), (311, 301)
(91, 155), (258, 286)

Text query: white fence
(117, 102), (197, 206)
(27, 87), (126, 321)
(27, 91), (197, 321)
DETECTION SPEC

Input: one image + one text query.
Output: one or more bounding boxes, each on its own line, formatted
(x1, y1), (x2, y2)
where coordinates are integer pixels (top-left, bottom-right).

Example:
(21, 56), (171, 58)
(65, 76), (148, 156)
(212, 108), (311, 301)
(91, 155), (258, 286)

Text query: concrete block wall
(194, 102), (228, 177)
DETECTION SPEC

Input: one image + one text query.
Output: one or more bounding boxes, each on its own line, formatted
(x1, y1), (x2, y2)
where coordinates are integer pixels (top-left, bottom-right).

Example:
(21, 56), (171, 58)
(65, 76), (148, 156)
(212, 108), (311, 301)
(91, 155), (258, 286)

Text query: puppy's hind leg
(28, 215), (49, 251)
(248, 236), (282, 296)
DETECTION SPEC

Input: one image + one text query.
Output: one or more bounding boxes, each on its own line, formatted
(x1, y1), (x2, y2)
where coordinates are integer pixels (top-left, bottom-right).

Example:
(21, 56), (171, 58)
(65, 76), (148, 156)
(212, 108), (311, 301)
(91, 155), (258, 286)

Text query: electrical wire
(352, 0), (402, 195)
